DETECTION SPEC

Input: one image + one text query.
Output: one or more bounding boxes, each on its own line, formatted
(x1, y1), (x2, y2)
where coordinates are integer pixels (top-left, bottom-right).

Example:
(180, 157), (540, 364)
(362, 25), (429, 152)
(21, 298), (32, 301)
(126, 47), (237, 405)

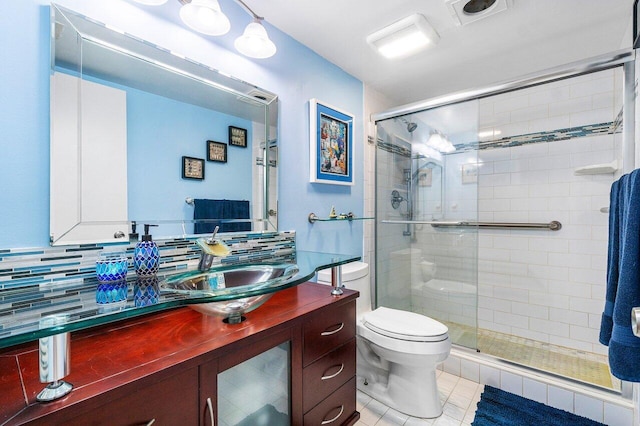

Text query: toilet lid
(362, 307), (448, 342)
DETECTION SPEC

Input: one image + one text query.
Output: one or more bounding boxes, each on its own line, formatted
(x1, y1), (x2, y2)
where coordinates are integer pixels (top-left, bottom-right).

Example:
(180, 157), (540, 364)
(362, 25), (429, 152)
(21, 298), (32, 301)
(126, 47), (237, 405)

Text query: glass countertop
(0, 251), (360, 349)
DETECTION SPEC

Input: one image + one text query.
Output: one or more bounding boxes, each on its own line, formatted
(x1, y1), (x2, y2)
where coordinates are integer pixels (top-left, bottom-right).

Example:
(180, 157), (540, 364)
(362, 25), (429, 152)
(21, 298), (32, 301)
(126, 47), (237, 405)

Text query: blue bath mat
(472, 386), (604, 426)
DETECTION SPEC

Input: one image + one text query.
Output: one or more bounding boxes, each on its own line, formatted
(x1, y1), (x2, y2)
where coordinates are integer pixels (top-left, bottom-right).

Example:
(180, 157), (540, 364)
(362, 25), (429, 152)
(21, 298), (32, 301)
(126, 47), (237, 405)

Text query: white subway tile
(522, 378), (547, 404)
(459, 359), (480, 383)
(547, 385), (574, 412)
(494, 311), (529, 329)
(511, 301), (549, 319)
(574, 393), (604, 423)
(569, 324), (600, 343)
(530, 318), (570, 337)
(510, 104), (548, 123)
(549, 96), (591, 117)
(569, 297), (603, 315)
(528, 86), (571, 106)
(570, 76), (614, 98)
(571, 107), (615, 127)
(500, 371), (523, 396)
(603, 402), (634, 426)
(479, 365), (500, 387)
(494, 95), (529, 114)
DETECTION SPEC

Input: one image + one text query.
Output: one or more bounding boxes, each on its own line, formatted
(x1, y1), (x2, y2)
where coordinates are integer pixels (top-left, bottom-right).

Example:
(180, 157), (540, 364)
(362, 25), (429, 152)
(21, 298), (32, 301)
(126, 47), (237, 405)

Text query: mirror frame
(50, 4), (278, 246)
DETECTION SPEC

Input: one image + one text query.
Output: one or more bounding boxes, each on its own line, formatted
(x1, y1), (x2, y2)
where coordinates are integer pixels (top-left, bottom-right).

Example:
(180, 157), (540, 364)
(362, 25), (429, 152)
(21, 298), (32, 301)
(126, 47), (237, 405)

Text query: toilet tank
(317, 262), (371, 317)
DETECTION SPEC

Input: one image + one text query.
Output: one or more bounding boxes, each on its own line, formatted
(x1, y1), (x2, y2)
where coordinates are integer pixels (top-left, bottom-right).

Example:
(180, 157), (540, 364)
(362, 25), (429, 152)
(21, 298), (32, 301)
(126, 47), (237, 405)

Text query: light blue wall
(0, 0), (364, 256)
(126, 86), (253, 222)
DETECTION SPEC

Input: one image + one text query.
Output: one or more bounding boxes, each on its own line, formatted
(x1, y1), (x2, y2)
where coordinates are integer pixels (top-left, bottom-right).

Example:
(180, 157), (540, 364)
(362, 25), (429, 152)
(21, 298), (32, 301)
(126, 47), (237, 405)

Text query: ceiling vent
(445, 0), (511, 26)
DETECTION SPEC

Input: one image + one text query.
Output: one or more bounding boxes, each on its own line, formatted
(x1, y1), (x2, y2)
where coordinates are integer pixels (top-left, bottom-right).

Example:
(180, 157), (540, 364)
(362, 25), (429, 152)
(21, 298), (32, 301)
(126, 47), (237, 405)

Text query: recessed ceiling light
(366, 14), (439, 60)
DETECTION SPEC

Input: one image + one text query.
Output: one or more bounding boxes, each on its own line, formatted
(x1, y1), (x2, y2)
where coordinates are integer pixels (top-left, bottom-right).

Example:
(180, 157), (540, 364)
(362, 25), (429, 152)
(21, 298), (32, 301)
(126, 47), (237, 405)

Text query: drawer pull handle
(321, 405), (344, 425)
(146, 420), (156, 426)
(206, 397), (215, 426)
(321, 323), (344, 336)
(321, 363), (345, 380)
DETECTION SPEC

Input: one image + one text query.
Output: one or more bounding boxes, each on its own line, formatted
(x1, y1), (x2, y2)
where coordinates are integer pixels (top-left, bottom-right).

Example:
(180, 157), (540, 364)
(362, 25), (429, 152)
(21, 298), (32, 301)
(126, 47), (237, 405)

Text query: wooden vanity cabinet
(302, 301), (357, 424)
(1, 283), (359, 426)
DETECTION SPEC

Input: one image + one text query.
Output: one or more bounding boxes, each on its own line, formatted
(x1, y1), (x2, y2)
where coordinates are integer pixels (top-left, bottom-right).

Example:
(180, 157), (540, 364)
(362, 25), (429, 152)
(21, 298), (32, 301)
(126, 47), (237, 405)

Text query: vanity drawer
(303, 376), (356, 426)
(303, 300), (355, 366)
(303, 338), (356, 412)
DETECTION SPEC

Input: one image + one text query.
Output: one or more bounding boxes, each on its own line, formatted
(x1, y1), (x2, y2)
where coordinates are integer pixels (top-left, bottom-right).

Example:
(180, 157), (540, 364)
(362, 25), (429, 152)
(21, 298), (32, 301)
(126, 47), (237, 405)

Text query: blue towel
(600, 169), (640, 381)
(193, 199), (251, 234)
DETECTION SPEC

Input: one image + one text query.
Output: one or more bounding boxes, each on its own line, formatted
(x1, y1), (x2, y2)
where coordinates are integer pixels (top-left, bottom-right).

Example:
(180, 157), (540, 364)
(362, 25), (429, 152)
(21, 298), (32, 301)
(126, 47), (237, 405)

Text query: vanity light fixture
(132, 0), (276, 58)
(234, 18), (277, 58)
(367, 13), (439, 59)
(180, 0), (231, 36)
(233, 0), (276, 58)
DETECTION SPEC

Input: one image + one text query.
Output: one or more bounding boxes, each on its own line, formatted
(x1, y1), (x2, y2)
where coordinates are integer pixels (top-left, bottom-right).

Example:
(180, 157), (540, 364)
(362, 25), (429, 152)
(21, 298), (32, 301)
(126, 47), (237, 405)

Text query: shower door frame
(372, 48), (636, 398)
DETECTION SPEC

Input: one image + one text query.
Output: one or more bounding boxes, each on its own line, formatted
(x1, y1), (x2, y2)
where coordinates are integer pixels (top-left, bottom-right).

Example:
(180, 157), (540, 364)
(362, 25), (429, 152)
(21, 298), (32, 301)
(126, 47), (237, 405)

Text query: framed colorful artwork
(309, 99), (354, 185)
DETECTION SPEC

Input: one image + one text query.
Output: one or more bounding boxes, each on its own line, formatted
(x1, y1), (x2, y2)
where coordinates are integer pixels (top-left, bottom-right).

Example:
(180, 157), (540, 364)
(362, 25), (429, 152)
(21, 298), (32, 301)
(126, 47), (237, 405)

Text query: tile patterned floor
(445, 321), (618, 391)
(355, 371), (483, 426)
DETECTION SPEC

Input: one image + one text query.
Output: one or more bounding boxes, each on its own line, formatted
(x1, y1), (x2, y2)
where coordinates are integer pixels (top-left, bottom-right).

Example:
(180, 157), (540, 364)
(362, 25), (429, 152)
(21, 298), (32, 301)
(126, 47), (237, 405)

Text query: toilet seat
(362, 307), (448, 342)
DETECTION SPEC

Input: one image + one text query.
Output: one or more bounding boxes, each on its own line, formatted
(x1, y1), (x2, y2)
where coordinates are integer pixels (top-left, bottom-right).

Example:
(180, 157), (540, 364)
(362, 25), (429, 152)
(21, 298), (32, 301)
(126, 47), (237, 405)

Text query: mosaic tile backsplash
(0, 231), (296, 291)
(0, 231), (295, 341)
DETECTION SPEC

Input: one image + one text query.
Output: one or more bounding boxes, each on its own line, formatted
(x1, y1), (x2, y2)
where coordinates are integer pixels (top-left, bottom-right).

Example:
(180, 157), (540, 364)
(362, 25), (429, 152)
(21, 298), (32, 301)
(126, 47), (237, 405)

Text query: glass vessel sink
(160, 263), (300, 323)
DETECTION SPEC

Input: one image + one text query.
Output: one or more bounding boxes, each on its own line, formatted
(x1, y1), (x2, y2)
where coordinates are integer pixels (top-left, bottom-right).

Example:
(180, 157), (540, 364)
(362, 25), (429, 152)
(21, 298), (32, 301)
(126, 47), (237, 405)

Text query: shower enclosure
(373, 52), (631, 392)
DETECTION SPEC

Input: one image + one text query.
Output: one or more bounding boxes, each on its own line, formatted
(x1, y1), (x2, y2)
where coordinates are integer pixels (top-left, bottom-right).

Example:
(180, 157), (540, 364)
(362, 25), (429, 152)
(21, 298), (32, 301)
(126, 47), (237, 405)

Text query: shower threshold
(444, 321), (619, 392)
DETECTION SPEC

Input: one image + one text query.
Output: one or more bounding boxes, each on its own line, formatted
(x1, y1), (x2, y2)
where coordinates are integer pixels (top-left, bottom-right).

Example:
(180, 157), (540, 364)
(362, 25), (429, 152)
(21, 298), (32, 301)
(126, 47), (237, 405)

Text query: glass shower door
(375, 99), (479, 350)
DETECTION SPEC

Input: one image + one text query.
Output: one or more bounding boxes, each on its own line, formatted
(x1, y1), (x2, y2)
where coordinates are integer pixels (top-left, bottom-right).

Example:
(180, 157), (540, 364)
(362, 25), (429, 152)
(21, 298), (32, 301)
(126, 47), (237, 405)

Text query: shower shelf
(308, 213), (374, 224)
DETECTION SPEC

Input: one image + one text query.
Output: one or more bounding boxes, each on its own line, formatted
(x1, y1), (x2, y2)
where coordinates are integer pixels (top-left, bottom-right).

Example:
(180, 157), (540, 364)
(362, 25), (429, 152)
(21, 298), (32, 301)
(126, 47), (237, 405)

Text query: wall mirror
(50, 4), (278, 246)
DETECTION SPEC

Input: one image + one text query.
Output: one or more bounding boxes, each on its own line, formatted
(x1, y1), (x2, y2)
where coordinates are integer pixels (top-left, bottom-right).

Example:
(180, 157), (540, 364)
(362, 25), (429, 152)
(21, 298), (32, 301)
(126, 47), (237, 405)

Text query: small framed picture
(229, 126), (247, 148)
(182, 156), (205, 180)
(207, 140), (227, 163)
(461, 163), (478, 184)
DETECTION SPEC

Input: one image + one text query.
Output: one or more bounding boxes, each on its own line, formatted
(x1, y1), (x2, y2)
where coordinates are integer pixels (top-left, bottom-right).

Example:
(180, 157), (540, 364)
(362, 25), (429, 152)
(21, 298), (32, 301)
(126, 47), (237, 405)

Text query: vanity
(0, 281), (359, 425)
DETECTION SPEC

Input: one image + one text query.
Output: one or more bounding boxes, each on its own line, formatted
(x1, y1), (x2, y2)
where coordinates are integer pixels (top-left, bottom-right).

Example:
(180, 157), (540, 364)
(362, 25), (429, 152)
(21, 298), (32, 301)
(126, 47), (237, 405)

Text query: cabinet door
(213, 329), (295, 426)
(60, 367), (199, 426)
(200, 358), (218, 426)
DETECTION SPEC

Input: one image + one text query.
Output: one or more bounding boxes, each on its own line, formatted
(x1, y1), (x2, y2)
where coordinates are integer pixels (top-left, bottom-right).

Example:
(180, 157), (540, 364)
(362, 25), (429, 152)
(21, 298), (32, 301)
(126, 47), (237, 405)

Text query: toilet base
(356, 345), (444, 418)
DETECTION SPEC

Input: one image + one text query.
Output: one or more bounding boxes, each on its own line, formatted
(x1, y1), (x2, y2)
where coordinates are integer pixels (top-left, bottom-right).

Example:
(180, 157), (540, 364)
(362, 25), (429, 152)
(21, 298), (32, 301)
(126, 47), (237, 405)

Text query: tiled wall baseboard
(441, 348), (634, 426)
(0, 231), (296, 291)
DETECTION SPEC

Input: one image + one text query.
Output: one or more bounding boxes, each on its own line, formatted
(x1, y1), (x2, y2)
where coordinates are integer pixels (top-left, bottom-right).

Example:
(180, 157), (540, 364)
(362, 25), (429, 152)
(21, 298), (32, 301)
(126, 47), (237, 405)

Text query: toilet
(317, 262), (451, 418)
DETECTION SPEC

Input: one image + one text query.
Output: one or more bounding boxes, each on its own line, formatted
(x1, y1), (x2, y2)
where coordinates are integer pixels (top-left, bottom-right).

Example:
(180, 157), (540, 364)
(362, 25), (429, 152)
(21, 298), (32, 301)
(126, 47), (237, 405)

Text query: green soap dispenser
(134, 224), (159, 276)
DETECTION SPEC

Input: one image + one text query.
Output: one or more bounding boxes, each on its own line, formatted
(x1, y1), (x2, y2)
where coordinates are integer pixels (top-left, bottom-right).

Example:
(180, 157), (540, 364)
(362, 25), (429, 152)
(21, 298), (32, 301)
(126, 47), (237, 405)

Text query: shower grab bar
(381, 220), (562, 231)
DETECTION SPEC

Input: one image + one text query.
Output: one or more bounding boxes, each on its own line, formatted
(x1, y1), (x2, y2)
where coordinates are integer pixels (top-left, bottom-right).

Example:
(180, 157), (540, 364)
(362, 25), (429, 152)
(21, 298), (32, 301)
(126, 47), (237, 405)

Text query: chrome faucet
(196, 226), (230, 271)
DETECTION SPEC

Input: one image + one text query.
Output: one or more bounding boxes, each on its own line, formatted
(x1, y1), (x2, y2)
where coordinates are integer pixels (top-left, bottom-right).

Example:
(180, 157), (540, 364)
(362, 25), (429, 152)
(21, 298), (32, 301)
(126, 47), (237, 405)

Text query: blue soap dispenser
(134, 224), (159, 276)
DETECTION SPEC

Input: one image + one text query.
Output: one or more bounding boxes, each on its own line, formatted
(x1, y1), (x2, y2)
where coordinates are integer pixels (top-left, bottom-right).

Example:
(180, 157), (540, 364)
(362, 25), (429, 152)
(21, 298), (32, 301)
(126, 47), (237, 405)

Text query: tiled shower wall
(475, 135), (619, 355)
(450, 68), (622, 355)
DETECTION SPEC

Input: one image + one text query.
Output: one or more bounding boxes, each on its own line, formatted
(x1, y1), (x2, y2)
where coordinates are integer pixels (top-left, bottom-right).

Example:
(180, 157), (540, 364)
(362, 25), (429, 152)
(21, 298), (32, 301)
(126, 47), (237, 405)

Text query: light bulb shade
(427, 133), (455, 153)
(234, 21), (277, 59)
(131, 0), (168, 5)
(180, 0), (230, 36)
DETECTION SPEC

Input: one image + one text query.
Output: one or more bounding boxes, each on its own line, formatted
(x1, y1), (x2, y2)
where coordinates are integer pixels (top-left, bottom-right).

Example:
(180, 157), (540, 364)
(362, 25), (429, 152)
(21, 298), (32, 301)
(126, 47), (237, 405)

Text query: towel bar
(381, 220), (562, 231)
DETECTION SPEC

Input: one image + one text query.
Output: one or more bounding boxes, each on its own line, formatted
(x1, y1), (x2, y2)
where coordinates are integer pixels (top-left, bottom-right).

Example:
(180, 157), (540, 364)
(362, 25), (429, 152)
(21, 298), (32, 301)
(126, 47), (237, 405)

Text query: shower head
(398, 117), (418, 133)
